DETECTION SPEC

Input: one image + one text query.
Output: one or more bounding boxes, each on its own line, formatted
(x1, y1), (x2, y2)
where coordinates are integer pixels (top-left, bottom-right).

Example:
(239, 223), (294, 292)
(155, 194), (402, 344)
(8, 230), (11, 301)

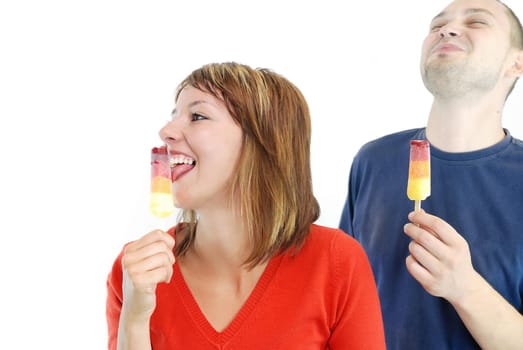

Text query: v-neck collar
(172, 253), (284, 345)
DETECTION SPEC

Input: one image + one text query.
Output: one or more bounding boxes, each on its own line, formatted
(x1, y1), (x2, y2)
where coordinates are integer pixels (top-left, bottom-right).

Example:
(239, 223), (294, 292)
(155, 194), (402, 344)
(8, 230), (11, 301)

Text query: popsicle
(407, 140), (431, 211)
(150, 146), (175, 218)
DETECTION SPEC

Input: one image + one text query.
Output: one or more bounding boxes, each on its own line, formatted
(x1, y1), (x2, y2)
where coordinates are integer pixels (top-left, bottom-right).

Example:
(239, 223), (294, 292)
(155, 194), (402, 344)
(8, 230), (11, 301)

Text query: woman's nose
(159, 118), (183, 144)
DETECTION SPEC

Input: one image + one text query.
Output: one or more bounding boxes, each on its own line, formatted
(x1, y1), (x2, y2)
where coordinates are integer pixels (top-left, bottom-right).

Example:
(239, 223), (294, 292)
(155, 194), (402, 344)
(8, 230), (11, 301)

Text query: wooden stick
(414, 200), (421, 212)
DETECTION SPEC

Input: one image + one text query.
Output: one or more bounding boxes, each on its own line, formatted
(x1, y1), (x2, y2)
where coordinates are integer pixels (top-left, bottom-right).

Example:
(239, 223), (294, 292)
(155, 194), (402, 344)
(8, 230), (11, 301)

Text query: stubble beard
(421, 58), (501, 99)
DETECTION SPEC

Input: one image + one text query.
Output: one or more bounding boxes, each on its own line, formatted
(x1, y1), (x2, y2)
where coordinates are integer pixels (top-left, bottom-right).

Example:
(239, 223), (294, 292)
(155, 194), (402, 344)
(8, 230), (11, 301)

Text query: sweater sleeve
(328, 233), (386, 349)
(106, 228), (176, 350)
(106, 249), (124, 350)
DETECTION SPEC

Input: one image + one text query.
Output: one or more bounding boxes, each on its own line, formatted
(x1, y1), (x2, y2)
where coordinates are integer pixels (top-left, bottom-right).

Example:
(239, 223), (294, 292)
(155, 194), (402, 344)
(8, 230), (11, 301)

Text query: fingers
(407, 211), (457, 244)
(124, 239), (175, 266)
(403, 213), (447, 296)
(126, 229), (175, 252)
(404, 221), (446, 261)
(122, 229), (176, 289)
(407, 238), (441, 271)
(404, 211), (475, 300)
(119, 230), (176, 323)
(405, 255), (440, 296)
(125, 252), (175, 284)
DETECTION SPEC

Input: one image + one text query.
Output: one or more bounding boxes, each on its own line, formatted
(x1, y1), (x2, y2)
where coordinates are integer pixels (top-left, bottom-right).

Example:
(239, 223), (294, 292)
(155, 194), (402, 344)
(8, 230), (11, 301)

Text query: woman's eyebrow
(171, 100), (214, 117)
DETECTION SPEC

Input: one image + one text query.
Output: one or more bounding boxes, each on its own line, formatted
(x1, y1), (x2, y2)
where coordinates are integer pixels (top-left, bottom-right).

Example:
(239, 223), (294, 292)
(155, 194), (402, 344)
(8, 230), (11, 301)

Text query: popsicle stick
(414, 200), (421, 212)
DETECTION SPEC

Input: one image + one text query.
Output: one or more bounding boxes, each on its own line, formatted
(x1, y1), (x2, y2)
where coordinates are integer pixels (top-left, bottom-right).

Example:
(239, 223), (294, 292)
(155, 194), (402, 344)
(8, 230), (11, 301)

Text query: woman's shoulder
(302, 224), (368, 263)
(289, 224), (375, 293)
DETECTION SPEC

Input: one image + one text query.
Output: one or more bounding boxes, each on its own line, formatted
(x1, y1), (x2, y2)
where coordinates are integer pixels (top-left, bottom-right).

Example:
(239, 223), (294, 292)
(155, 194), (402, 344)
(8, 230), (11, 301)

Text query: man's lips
(431, 42), (464, 54)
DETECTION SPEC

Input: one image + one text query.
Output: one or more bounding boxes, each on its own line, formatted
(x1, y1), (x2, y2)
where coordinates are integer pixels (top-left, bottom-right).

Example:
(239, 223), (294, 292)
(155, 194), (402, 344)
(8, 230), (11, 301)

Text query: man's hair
(498, 1), (523, 49)
(497, 1), (523, 97)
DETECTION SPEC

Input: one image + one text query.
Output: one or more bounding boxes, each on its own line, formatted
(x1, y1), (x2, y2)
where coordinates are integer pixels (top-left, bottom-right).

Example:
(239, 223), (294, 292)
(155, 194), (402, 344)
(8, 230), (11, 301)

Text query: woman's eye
(191, 113), (207, 121)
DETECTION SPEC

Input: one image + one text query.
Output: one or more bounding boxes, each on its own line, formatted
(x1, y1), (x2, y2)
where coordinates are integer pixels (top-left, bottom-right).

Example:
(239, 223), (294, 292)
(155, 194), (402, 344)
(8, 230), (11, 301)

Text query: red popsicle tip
(151, 146), (168, 154)
(409, 140), (430, 161)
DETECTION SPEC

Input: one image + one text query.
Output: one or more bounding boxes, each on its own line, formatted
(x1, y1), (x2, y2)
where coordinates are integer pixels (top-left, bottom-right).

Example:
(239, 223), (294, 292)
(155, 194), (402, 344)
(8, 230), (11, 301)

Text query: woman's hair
(174, 62), (320, 267)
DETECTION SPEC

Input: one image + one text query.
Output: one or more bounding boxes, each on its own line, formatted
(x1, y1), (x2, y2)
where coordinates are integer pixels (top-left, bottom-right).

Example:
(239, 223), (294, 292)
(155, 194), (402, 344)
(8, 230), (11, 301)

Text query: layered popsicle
(150, 146), (175, 218)
(407, 140), (431, 211)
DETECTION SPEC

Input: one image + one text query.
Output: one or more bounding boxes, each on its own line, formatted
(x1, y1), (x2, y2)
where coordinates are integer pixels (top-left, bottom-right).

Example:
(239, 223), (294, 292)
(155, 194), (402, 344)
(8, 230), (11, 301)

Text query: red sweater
(106, 224), (385, 349)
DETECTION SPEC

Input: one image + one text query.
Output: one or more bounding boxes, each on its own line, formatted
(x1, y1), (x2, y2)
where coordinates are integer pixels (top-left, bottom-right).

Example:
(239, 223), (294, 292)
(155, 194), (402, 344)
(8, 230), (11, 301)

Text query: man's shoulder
(356, 128), (423, 159)
(510, 135), (523, 149)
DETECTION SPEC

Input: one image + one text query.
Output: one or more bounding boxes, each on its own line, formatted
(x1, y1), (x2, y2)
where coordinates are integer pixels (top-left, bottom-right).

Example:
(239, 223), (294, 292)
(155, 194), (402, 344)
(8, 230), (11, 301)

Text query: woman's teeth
(170, 157), (196, 167)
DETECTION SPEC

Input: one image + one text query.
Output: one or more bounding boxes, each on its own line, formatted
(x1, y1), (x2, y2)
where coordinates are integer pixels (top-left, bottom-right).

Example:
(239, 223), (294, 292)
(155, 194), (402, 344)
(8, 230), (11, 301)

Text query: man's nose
(439, 24), (460, 38)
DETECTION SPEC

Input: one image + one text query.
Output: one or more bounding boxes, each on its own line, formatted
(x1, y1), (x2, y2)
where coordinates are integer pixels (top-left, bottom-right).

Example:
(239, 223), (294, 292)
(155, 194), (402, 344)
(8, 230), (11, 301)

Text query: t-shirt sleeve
(328, 233), (386, 349)
(339, 152), (363, 237)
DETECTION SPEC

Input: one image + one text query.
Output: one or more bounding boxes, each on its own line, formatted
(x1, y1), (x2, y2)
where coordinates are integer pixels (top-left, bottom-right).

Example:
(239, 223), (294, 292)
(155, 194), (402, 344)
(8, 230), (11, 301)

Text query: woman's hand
(120, 229), (175, 322)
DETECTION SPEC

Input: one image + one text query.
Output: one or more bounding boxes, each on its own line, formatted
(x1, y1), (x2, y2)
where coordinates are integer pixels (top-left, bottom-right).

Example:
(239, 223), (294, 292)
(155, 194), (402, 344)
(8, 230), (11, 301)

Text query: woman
(106, 62), (385, 349)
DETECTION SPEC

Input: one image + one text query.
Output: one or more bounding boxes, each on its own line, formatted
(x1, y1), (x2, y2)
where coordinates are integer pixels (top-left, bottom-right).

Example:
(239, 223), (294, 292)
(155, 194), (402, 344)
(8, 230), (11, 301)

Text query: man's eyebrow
(432, 11), (446, 22)
(464, 8), (495, 17)
(431, 7), (496, 22)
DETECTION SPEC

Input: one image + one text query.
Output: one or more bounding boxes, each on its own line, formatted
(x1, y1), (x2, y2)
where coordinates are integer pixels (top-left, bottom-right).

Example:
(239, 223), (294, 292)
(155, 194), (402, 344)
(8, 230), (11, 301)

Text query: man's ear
(509, 50), (523, 78)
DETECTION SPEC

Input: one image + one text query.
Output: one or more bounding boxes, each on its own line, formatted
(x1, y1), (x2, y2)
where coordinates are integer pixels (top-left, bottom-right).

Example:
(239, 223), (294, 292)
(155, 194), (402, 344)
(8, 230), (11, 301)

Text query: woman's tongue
(171, 163), (195, 181)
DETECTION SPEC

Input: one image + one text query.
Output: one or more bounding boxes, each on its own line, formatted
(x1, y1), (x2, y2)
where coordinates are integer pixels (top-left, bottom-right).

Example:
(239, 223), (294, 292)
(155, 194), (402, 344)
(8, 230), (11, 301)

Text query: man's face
(420, 0), (514, 97)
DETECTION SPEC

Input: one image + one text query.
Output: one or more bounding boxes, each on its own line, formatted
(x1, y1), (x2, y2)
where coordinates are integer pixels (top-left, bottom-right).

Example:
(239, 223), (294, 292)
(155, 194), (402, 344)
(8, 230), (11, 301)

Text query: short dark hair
(498, 1), (523, 49)
(497, 1), (523, 97)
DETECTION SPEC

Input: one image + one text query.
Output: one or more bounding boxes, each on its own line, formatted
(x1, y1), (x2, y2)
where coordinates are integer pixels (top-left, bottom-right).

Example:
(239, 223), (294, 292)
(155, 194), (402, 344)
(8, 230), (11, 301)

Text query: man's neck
(425, 95), (505, 152)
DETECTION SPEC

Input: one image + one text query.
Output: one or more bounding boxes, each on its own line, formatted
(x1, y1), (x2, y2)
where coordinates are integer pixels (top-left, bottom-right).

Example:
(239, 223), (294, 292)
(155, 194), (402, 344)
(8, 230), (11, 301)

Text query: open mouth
(169, 156), (196, 181)
(170, 156), (196, 167)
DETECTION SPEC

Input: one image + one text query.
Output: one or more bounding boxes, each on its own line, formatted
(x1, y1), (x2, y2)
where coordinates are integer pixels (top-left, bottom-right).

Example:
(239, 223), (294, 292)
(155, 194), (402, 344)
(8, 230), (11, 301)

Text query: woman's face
(159, 86), (243, 211)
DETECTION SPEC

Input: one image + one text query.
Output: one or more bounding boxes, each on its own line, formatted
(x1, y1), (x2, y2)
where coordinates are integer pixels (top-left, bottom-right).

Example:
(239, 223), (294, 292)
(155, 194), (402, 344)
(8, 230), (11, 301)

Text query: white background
(1, 0), (522, 348)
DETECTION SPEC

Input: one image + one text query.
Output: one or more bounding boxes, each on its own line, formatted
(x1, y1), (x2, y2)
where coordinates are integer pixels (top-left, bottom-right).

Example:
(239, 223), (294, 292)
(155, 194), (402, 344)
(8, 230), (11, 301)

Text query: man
(339, 0), (523, 349)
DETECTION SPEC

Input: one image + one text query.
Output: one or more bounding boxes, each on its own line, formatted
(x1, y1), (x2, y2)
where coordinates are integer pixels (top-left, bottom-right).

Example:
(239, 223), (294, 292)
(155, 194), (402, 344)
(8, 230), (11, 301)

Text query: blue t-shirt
(339, 128), (523, 350)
